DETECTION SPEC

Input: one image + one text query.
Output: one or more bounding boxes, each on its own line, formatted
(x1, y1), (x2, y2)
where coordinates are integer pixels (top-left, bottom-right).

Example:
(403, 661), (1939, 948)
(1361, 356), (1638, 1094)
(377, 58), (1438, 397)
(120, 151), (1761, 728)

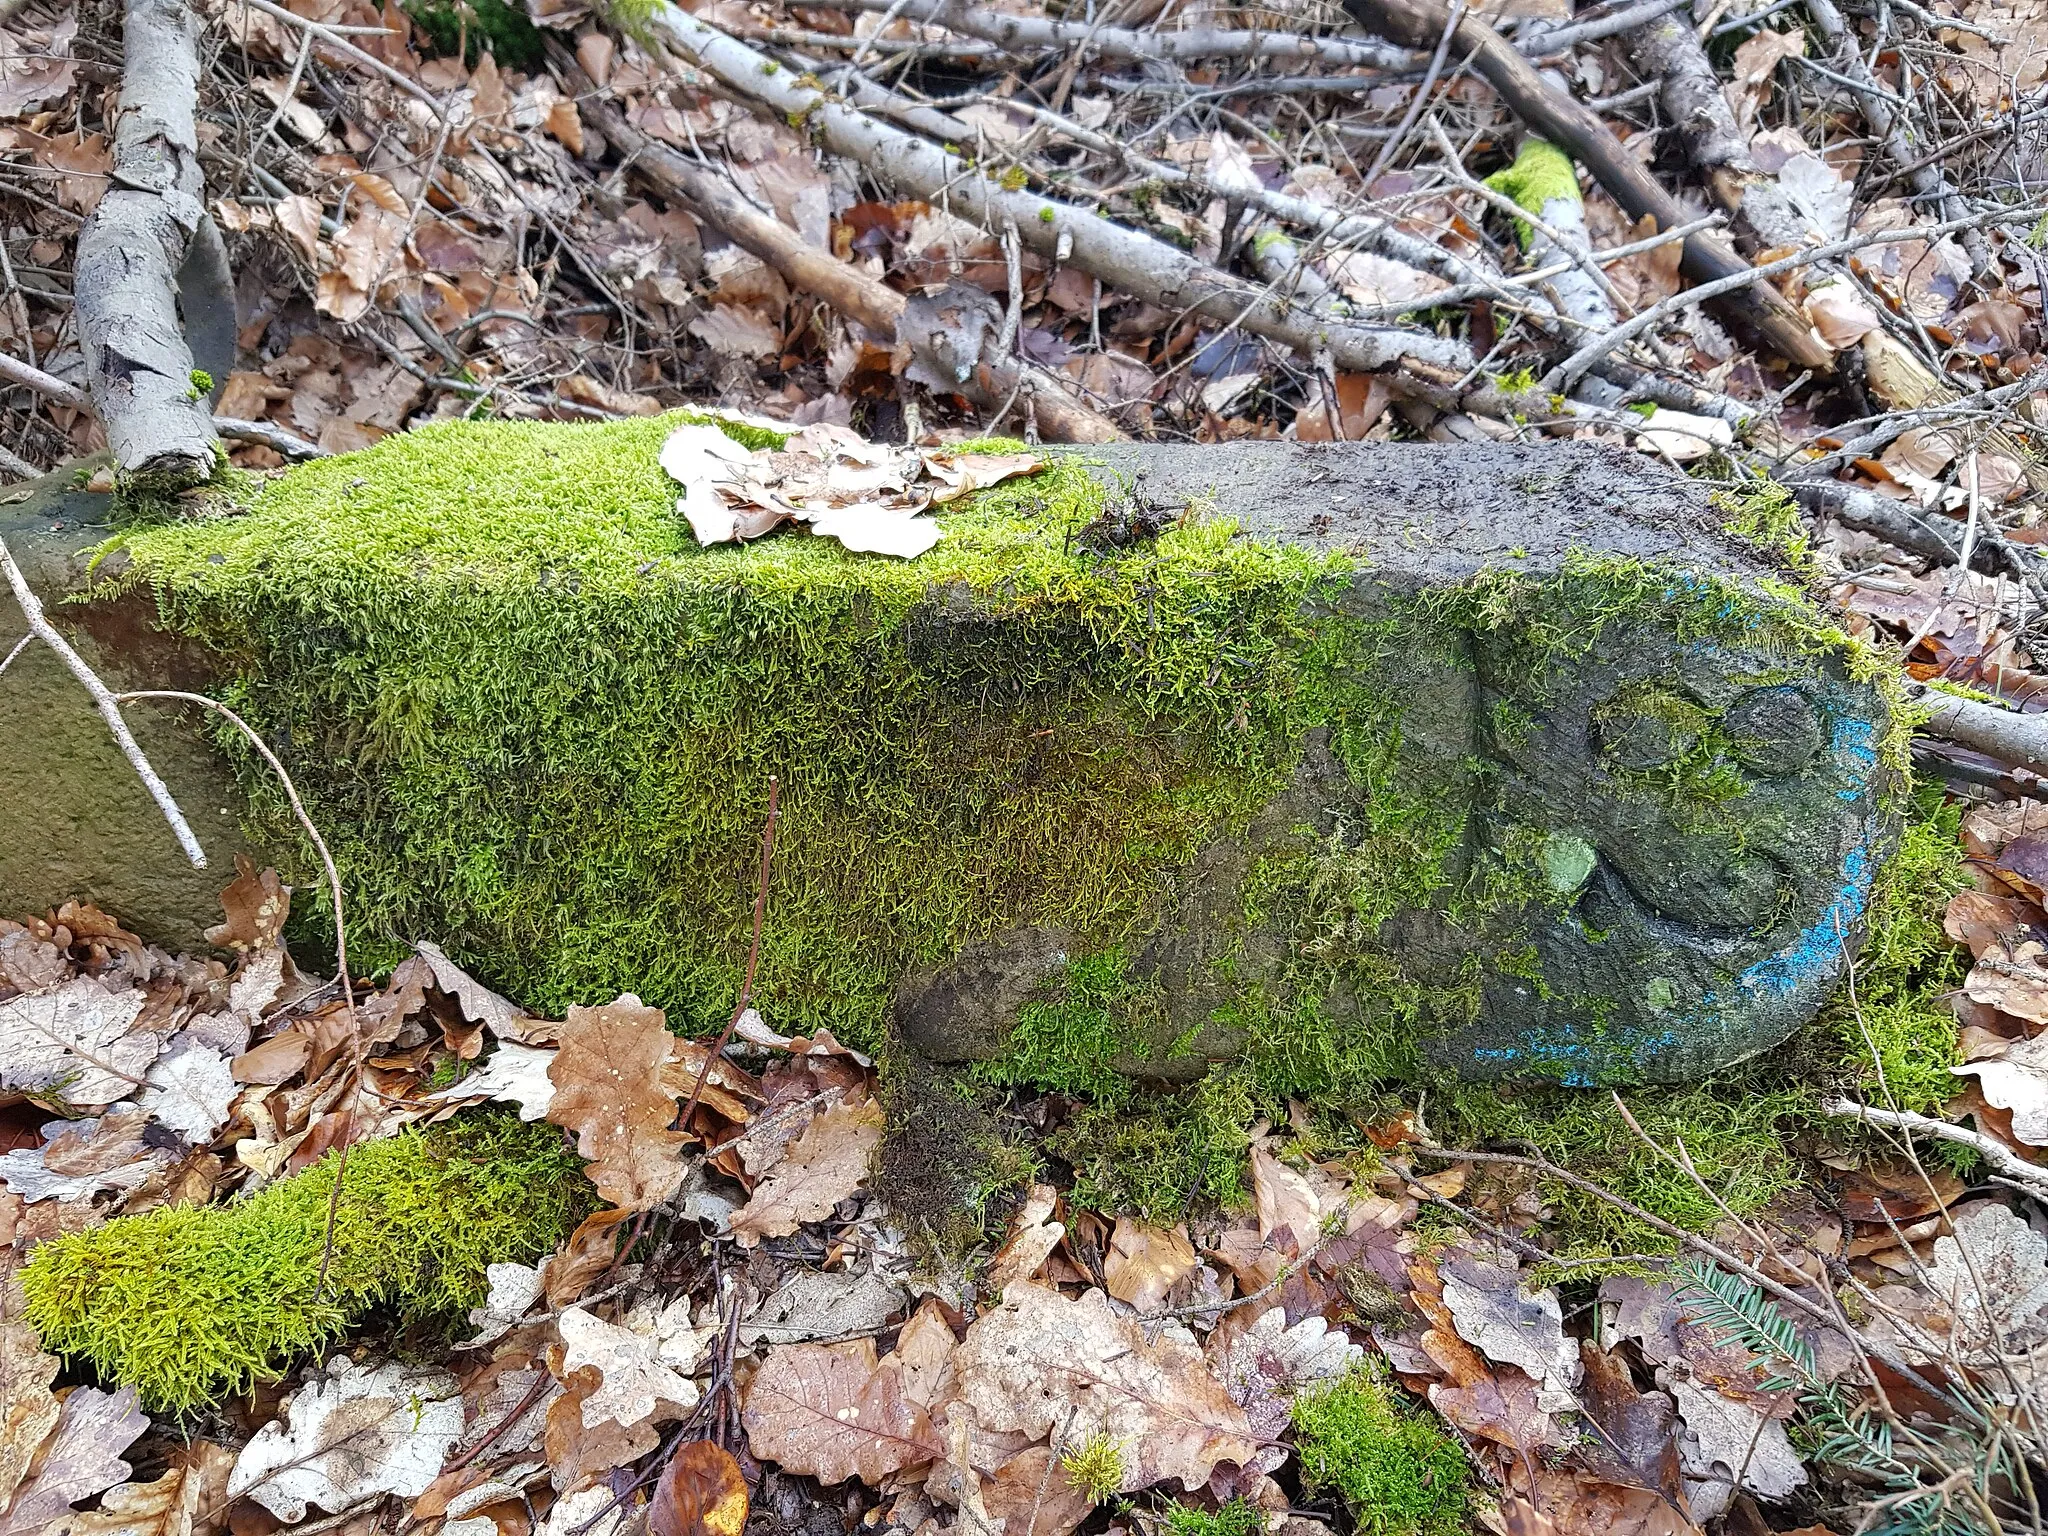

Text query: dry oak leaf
(0, 1387), (148, 1536)
(729, 1096), (884, 1247)
(951, 1282), (1259, 1493)
(45, 1440), (236, 1536)
(227, 1360), (462, 1521)
(742, 1338), (943, 1486)
(648, 1440), (749, 1536)
(557, 1298), (711, 1430)
(0, 976), (158, 1108)
(546, 995), (687, 1212)
(0, 1319), (60, 1510)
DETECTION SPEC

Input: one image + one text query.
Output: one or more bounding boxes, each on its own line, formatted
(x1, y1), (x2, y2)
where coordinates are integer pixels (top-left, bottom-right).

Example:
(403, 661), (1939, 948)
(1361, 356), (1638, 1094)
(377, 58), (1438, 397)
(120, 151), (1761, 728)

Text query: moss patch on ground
(1291, 1367), (1470, 1536)
(21, 1115), (588, 1414)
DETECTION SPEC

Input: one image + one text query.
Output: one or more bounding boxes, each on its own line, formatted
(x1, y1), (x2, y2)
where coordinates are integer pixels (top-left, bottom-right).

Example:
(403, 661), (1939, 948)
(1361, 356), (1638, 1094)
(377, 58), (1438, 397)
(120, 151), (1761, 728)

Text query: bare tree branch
(75, 0), (221, 488)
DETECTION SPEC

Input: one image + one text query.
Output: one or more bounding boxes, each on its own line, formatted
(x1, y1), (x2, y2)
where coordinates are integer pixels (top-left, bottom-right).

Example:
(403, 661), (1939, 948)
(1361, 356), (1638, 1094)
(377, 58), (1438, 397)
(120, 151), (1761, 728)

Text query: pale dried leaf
(227, 1360), (462, 1522)
(428, 1042), (559, 1121)
(137, 1043), (236, 1144)
(952, 1283), (1258, 1492)
(1440, 1252), (1581, 1410)
(0, 1387), (147, 1536)
(0, 977), (157, 1107)
(558, 1298), (712, 1430)
(0, 1320), (60, 1510)
(1671, 1378), (1805, 1519)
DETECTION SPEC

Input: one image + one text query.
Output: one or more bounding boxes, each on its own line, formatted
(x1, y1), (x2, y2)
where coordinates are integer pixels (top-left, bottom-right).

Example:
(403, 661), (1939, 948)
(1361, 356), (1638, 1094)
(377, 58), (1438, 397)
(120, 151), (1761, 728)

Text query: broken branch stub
(75, 0), (221, 488)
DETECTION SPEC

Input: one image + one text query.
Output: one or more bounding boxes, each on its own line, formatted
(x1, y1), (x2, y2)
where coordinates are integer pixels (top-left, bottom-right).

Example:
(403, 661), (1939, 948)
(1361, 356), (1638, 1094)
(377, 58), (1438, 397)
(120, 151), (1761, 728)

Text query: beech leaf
(648, 1440), (749, 1536)
(741, 1339), (942, 1485)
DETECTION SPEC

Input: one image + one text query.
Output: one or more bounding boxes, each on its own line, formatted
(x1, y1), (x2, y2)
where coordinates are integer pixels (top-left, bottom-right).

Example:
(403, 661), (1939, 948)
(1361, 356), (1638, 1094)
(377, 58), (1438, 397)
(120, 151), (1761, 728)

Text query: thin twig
(0, 538), (207, 867)
(679, 776), (783, 1131)
(113, 689), (360, 1297)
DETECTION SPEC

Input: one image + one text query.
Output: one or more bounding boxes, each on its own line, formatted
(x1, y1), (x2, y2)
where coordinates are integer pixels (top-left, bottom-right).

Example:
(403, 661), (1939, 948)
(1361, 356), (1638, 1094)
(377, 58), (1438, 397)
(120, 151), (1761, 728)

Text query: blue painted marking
(1472, 679), (1885, 1080)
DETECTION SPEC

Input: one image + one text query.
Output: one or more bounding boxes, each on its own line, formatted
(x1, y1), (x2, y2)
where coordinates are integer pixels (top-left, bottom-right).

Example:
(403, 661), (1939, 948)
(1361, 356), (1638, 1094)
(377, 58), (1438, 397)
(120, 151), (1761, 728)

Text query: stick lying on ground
(74, 0), (220, 488)
(564, 55), (1122, 444)
(1343, 0), (1833, 374)
(795, 0), (1421, 68)
(621, 2), (1473, 385)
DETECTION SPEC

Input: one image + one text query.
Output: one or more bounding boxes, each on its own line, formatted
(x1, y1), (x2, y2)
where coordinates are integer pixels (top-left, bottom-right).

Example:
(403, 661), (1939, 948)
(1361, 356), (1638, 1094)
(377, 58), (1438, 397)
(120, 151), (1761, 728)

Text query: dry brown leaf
(546, 1207), (634, 1309)
(741, 1339), (942, 1485)
(986, 1183), (1064, 1292)
(545, 996), (686, 1213)
(1251, 1143), (1318, 1255)
(46, 1439), (235, 1536)
(0, 1319), (59, 1510)
(0, 1387), (148, 1536)
(648, 1440), (748, 1536)
(206, 859), (290, 953)
(982, 1444), (1096, 1536)
(729, 1097), (883, 1247)
(1103, 1219), (1197, 1311)
(951, 1282), (1258, 1493)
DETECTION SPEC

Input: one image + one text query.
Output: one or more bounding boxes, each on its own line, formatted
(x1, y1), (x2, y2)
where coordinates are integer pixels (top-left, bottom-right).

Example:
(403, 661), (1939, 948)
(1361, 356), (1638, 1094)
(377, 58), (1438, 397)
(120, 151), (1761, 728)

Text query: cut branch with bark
(1342, 0), (1833, 374)
(625, 1), (1474, 386)
(74, 0), (221, 488)
(560, 52), (1123, 444)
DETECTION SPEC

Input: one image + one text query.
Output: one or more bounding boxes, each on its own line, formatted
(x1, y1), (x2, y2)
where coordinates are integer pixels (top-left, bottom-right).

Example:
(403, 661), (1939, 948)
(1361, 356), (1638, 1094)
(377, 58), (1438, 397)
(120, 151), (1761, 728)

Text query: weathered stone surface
(1, 470), (261, 942)
(0, 424), (1899, 1085)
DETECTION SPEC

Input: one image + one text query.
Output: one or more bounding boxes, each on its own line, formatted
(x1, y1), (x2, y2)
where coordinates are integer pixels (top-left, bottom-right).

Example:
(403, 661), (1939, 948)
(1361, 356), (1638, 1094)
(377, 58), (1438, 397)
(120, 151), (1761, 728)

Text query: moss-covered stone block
(0, 420), (1903, 1086)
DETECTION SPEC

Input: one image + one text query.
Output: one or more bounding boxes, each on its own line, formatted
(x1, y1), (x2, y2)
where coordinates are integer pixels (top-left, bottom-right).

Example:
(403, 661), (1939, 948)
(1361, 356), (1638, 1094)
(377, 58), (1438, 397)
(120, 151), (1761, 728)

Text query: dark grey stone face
(1408, 620), (1889, 1084)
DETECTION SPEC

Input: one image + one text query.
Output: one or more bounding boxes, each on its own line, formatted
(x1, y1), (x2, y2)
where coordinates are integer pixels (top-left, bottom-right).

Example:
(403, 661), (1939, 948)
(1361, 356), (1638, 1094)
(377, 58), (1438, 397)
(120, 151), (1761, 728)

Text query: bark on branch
(792, 0), (1420, 68)
(626, 2), (1474, 382)
(76, 0), (220, 488)
(1343, 0), (1833, 374)
(562, 57), (1123, 444)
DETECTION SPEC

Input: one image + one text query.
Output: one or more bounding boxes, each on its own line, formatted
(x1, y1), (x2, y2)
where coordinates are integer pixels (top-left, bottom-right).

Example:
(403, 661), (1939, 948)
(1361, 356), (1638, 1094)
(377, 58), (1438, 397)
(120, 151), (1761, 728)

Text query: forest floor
(3, 0), (2048, 1531)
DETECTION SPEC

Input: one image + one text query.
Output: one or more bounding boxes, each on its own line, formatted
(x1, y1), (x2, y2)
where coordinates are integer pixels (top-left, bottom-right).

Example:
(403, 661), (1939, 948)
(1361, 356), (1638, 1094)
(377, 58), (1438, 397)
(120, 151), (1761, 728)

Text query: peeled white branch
(628, 3), (1471, 381)
(74, 0), (220, 488)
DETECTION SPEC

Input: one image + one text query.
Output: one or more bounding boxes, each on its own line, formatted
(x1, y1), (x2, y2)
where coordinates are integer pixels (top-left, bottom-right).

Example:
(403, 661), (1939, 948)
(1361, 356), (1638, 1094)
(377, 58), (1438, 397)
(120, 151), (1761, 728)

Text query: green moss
(974, 950), (1145, 1104)
(1163, 1500), (1264, 1536)
(405, 0), (545, 65)
(1291, 1367), (1470, 1536)
(1483, 138), (1579, 247)
(1061, 1432), (1127, 1500)
(107, 414), (1356, 1050)
(1432, 1074), (1806, 1264)
(1048, 1067), (1258, 1221)
(1825, 783), (1966, 1112)
(21, 1115), (589, 1414)
(1714, 483), (1818, 583)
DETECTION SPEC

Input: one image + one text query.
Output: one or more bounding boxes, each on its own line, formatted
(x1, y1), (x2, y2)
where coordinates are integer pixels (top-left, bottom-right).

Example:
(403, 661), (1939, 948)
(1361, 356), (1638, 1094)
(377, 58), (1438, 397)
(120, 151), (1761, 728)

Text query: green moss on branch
(22, 1115), (589, 1414)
